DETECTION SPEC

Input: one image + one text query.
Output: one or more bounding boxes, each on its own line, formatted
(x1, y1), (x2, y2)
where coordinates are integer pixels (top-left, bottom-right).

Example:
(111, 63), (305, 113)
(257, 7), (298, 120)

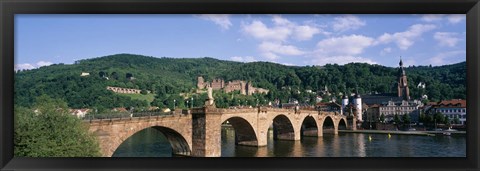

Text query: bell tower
(397, 57), (410, 100)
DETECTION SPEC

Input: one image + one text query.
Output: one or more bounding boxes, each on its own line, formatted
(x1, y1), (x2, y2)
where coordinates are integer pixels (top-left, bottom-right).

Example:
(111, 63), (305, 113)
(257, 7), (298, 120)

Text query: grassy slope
(118, 93), (156, 104)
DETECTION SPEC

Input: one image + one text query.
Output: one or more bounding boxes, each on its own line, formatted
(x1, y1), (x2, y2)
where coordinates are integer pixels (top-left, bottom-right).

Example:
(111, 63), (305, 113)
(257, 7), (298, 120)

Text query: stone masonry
(87, 107), (348, 157)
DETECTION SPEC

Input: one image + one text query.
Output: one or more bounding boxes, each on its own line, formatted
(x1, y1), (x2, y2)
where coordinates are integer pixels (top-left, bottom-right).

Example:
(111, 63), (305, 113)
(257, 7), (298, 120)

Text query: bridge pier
(191, 107), (222, 157)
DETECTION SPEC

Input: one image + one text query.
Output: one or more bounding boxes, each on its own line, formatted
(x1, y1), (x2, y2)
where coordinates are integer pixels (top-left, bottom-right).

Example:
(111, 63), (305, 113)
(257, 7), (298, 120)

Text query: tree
(394, 114), (401, 125)
(126, 73), (133, 79)
(99, 71), (106, 78)
(14, 95), (100, 157)
(379, 114), (385, 123)
(111, 72), (119, 80)
(453, 115), (460, 124)
(402, 113), (411, 125)
(418, 112), (425, 123)
(434, 112), (445, 125)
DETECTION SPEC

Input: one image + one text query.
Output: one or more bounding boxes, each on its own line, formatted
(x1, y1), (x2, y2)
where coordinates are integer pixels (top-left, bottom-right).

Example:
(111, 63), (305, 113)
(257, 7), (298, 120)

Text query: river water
(112, 127), (466, 157)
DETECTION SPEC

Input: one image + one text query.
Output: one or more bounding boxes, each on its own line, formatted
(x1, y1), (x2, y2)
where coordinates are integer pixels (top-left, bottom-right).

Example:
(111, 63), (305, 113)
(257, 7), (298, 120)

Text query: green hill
(14, 53), (466, 111)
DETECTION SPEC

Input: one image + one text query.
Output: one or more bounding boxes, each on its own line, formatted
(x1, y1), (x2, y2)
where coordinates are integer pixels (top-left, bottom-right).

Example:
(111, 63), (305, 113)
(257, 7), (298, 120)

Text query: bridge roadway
(86, 106), (350, 157)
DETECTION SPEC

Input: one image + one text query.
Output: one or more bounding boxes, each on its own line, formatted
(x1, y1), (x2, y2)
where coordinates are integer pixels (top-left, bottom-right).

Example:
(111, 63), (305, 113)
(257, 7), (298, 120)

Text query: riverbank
(339, 130), (466, 136)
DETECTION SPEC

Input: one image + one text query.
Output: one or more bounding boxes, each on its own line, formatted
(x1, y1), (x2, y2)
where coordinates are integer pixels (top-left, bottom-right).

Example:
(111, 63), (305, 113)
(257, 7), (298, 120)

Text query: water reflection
(113, 127), (466, 157)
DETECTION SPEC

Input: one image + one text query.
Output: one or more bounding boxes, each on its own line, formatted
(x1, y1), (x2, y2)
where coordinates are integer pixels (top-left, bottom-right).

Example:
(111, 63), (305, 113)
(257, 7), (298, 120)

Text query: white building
(428, 99), (466, 125)
(378, 100), (423, 123)
(70, 109), (90, 118)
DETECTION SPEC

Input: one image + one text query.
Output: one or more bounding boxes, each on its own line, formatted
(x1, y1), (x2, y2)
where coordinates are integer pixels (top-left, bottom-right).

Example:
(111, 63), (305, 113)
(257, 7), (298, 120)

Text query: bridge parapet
(261, 107), (295, 113)
(85, 113), (190, 125)
(218, 108), (258, 114)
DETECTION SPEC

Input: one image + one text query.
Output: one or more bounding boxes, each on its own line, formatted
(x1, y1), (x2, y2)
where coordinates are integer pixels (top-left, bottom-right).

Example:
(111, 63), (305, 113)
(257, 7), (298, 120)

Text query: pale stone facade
(88, 114), (192, 157)
(107, 86), (142, 94)
(87, 107), (348, 157)
(197, 76), (269, 95)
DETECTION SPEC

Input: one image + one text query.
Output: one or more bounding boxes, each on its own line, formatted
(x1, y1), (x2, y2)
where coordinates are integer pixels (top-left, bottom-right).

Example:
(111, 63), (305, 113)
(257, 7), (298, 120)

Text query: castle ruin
(197, 76), (269, 95)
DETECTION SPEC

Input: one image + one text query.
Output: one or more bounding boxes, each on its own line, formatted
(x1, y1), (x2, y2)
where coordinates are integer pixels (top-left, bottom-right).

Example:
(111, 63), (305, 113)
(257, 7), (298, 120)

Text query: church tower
(397, 58), (410, 100)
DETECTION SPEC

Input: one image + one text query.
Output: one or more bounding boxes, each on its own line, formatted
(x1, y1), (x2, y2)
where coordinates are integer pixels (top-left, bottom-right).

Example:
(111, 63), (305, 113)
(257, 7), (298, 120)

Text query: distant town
(69, 58), (466, 132)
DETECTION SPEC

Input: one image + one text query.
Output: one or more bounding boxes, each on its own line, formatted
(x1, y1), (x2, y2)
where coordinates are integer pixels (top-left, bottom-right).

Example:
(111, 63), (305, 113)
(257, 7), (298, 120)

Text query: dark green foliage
(402, 113), (411, 124)
(15, 54), (466, 111)
(14, 95), (100, 157)
(394, 114), (401, 124)
(379, 114), (385, 123)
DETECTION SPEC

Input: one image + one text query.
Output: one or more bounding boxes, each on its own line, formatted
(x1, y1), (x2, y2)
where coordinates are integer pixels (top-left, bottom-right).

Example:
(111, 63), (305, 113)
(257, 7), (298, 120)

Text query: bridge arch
(300, 115), (320, 137)
(268, 114), (297, 140)
(338, 118), (348, 130)
(112, 126), (190, 157)
(318, 115), (337, 136)
(221, 116), (258, 146)
(88, 115), (192, 157)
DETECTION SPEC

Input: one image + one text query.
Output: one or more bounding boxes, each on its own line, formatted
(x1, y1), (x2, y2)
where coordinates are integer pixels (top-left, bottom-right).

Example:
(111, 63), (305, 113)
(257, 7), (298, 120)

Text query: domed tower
(397, 57), (410, 100)
(341, 93), (349, 115)
(354, 89), (362, 122)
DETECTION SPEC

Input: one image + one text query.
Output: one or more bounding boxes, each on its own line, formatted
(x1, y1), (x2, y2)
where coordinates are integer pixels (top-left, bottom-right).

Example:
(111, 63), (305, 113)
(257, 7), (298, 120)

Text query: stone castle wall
(197, 76), (268, 95)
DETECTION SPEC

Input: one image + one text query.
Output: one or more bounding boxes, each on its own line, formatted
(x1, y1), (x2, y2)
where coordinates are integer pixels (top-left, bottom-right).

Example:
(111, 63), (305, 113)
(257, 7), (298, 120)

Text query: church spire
(397, 56), (410, 100)
(399, 56), (403, 67)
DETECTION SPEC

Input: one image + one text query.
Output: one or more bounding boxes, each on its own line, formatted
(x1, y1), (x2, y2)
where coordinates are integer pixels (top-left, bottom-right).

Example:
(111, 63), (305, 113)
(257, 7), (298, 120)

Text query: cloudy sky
(15, 14), (465, 71)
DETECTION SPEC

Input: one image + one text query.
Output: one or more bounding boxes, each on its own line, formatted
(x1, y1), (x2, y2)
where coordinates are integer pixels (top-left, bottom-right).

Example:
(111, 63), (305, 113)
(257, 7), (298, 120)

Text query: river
(112, 127), (466, 157)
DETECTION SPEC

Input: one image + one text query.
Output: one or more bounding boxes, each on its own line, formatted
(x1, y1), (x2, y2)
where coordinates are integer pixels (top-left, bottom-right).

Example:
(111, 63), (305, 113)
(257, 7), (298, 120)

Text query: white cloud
(14, 63), (36, 71)
(14, 60), (54, 71)
(376, 24), (436, 50)
(242, 20), (292, 42)
(230, 56), (256, 62)
(294, 25), (320, 41)
(420, 14), (465, 24)
(258, 41), (305, 60)
(272, 15), (294, 26)
(309, 34), (377, 66)
(447, 14), (465, 24)
(242, 15), (325, 42)
(311, 56), (377, 66)
(315, 34), (374, 56)
(281, 62), (296, 66)
(332, 15), (366, 32)
(380, 47), (392, 56)
(197, 14), (232, 30)
(421, 14), (444, 22)
(262, 52), (280, 60)
(259, 42), (305, 56)
(434, 32), (462, 47)
(429, 50), (466, 66)
(37, 61), (53, 67)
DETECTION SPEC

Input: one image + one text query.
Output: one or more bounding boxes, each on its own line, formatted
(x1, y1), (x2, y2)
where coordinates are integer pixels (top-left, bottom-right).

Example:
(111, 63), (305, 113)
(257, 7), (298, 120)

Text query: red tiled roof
(435, 99), (466, 108)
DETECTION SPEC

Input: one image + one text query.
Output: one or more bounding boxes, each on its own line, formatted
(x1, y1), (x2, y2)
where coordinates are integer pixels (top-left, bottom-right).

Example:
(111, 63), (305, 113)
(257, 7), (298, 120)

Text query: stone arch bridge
(87, 107), (351, 157)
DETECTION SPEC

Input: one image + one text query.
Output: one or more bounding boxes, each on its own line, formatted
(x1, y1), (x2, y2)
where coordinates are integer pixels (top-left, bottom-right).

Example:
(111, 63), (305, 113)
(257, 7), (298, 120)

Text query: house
(316, 102), (341, 112)
(70, 109), (90, 118)
(112, 107), (128, 113)
(426, 99), (466, 125)
(80, 72), (90, 76)
(148, 106), (160, 111)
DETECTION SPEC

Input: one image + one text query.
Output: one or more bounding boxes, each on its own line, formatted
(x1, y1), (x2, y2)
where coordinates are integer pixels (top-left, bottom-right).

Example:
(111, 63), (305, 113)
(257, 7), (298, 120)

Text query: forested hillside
(14, 53), (466, 112)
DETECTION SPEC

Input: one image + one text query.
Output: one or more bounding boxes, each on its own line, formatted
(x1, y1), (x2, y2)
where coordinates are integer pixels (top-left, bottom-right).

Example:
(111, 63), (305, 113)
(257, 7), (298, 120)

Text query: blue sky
(15, 14), (466, 71)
